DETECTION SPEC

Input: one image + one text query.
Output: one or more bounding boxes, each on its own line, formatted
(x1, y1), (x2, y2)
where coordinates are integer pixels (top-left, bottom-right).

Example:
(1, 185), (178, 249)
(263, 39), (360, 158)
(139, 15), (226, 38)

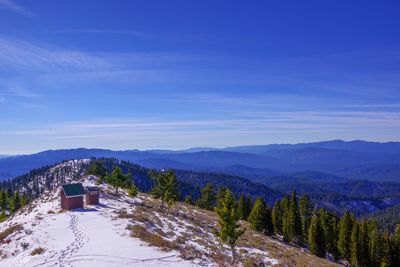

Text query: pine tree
(248, 197), (273, 235)
(164, 172), (179, 205)
(21, 193), (28, 207)
(338, 211), (353, 262)
(288, 191), (302, 243)
(272, 200), (283, 235)
(184, 195), (194, 205)
(392, 225), (400, 267)
(196, 183), (216, 211)
(128, 184), (138, 197)
(380, 232), (394, 267)
(216, 187), (229, 209)
(368, 220), (382, 267)
(299, 194), (313, 241)
(358, 221), (370, 267)
(237, 194), (247, 220)
(105, 166), (130, 196)
(88, 160), (107, 179)
(351, 221), (361, 267)
(308, 210), (326, 258)
(215, 189), (245, 265)
(150, 170), (179, 209)
(351, 221), (369, 267)
(11, 191), (21, 213)
(0, 190), (7, 211)
(281, 195), (291, 242)
(245, 196), (253, 220)
(320, 209), (340, 260)
(0, 210), (6, 222)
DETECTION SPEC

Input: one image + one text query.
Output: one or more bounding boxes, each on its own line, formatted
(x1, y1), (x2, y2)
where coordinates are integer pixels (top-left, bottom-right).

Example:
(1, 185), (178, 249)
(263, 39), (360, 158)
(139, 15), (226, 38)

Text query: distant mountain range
(0, 140), (399, 182)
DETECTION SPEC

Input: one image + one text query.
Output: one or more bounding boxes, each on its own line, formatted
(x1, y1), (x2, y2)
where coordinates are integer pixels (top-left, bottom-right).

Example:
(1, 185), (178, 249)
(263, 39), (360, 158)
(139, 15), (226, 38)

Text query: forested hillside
(1, 157), (399, 221)
(368, 204), (400, 233)
(1, 158), (400, 267)
(0, 158), (282, 215)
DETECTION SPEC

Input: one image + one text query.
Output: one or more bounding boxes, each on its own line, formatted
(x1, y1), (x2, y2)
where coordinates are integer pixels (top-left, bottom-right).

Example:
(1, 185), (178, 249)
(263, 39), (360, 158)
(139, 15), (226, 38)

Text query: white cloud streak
(0, 36), (112, 72)
(62, 29), (149, 37)
(0, 0), (34, 17)
(1, 111), (399, 139)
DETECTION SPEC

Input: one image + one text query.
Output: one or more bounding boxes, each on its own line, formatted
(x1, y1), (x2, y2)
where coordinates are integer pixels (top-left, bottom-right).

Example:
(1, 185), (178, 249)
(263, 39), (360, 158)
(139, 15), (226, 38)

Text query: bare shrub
(30, 247), (45, 256)
(0, 224), (23, 240)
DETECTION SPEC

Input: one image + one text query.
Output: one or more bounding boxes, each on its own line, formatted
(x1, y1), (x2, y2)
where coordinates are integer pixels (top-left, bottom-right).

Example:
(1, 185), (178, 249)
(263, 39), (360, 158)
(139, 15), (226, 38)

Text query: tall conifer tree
(237, 194), (247, 220)
(248, 197), (273, 235)
(11, 191), (20, 213)
(288, 191), (302, 243)
(196, 183), (216, 210)
(338, 211), (353, 262)
(272, 200), (283, 235)
(106, 166), (130, 196)
(392, 225), (400, 267)
(380, 232), (394, 267)
(150, 170), (179, 209)
(281, 195), (291, 242)
(299, 194), (313, 240)
(368, 220), (382, 267)
(215, 189), (244, 265)
(320, 209), (340, 260)
(308, 210), (326, 258)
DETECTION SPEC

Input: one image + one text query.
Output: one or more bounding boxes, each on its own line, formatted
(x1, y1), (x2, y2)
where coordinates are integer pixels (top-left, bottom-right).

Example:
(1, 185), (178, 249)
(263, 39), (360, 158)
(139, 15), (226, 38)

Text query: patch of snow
(0, 177), (197, 267)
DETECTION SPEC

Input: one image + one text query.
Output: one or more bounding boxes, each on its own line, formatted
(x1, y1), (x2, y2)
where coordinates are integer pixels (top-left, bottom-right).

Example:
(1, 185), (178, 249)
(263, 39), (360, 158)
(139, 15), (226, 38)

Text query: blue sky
(0, 0), (399, 154)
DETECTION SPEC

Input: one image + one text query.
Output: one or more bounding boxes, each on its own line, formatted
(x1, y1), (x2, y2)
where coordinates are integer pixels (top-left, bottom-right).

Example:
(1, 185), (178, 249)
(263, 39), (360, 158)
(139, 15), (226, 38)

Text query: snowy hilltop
(0, 160), (341, 266)
(0, 176), (198, 267)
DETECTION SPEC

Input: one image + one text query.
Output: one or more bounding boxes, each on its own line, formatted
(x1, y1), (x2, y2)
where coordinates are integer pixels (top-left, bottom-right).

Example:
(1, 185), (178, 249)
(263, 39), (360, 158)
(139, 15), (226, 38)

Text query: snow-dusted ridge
(0, 160), (342, 267)
(0, 175), (198, 267)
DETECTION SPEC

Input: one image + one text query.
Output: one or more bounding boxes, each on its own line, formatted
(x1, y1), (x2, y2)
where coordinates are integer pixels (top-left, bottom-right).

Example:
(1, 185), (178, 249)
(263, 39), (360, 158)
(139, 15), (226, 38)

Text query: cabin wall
(86, 192), (99, 205)
(61, 191), (68, 209)
(61, 191), (84, 210)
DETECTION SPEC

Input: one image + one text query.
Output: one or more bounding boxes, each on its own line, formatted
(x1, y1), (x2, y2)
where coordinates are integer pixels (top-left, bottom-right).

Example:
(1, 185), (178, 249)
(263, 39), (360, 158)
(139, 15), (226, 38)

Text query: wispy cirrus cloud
(1, 110), (399, 153)
(0, 86), (37, 97)
(62, 29), (149, 37)
(0, 0), (34, 17)
(0, 36), (113, 72)
(2, 110), (399, 138)
(0, 35), (198, 77)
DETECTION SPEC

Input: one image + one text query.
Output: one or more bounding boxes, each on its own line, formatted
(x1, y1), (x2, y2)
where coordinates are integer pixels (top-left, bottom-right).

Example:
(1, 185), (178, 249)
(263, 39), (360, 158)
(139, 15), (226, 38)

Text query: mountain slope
(1, 140), (400, 181)
(258, 171), (348, 188)
(223, 140), (400, 155)
(0, 177), (200, 267)
(1, 158), (283, 208)
(0, 173), (340, 267)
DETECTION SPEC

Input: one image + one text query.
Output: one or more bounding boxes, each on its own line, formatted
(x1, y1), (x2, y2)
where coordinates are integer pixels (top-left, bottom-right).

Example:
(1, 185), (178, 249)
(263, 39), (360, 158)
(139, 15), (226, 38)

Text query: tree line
(2, 159), (400, 266)
(0, 189), (29, 222)
(184, 182), (400, 267)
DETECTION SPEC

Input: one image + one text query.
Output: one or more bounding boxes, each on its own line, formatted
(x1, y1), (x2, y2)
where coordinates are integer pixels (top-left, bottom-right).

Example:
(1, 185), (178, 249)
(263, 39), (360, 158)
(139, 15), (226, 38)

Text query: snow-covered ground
(0, 177), (197, 267)
(0, 166), (334, 267)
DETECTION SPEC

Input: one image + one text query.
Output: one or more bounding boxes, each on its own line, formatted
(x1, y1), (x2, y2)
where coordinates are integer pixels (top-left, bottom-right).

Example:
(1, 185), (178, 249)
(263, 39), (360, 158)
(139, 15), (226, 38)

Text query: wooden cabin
(60, 183), (86, 210)
(85, 186), (100, 205)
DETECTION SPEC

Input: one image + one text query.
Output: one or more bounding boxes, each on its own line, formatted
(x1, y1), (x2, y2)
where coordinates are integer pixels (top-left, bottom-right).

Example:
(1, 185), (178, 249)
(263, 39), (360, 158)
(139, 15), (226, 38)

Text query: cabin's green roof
(62, 183), (86, 197)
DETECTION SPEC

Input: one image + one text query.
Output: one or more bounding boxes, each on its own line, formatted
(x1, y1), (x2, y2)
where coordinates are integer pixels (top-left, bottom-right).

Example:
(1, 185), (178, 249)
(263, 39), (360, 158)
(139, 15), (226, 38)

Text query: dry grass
(123, 193), (342, 267)
(0, 224), (23, 240)
(128, 224), (177, 251)
(115, 209), (133, 219)
(30, 247), (45, 256)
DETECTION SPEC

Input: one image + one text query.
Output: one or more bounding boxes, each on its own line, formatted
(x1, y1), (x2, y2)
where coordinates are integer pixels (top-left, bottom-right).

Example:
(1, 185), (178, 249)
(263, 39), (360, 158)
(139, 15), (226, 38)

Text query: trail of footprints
(57, 213), (90, 267)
